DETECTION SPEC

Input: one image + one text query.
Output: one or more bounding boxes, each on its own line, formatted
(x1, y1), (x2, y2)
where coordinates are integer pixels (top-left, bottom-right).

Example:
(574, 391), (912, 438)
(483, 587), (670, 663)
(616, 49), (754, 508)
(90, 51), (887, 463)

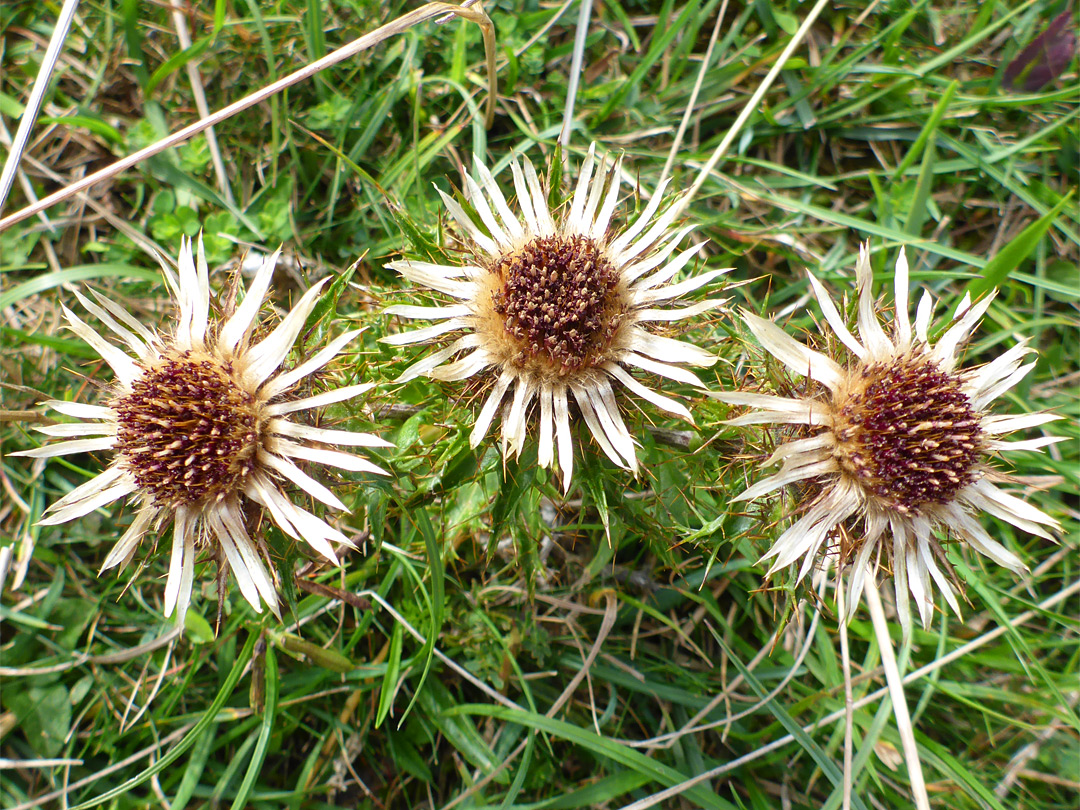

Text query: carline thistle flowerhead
(719, 244), (1061, 635)
(14, 237), (392, 623)
(382, 144), (728, 489)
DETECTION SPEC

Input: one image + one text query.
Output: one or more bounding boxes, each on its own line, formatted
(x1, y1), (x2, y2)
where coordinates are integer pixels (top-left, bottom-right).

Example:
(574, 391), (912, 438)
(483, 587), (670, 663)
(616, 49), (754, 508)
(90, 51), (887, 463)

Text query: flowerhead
(382, 144), (727, 490)
(719, 244), (1060, 634)
(14, 237), (391, 623)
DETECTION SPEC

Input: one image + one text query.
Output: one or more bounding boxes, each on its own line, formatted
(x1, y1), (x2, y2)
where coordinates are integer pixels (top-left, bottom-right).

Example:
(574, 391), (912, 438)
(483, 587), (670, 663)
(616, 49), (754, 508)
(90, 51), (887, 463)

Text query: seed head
(14, 238), (392, 623)
(491, 234), (624, 374)
(113, 350), (265, 509)
(718, 243), (1061, 635)
(833, 353), (983, 514)
(384, 145), (727, 490)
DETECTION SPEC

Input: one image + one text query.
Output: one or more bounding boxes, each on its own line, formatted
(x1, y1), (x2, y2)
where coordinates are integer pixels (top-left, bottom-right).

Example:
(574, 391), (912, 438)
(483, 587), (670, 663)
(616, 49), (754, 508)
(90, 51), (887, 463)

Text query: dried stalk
(0, 1), (497, 233)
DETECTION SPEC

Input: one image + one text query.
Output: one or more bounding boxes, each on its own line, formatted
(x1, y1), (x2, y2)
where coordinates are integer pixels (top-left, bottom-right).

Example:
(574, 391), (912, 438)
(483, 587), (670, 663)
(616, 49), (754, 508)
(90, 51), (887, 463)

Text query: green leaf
(0, 265), (160, 310)
(954, 559), (1080, 734)
(146, 35), (213, 97)
(391, 201), (445, 263)
(305, 258), (357, 346)
(417, 680), (510, 785)
(376, 622), (403, 728)
(231, 645), (279, 810)
(893, 80), (958, 180)
(386, 729), (434, 782)
(497, 730), (534, 809)
(447, 704), (734, 808)
(146, 156), (264, 239)
(146, 0), (226, 96)
(580, 455), (612, 548)
(275, 632), (356, 673)
(37, 115), (123, 143)
(594, 0), (703, 124)
(69, 632), (258, 810)
(399, 507), (444, 723)
(772, 8), (799, 35)
(170, 723), (218, 810)
(304, 0), (326, 63)
(488, 455), (537, 558)
(541, 770), (653, 809)
(903, 140), (936, 237)
(963, 191), (1074, 302)
(209, 730), (258, 805)
(12, 684), (71, 758)
(916, 735), (1011, 810)
(0, 603), (60, 630)
(547, 144), (564, 208)
(121, 0), (151, 87)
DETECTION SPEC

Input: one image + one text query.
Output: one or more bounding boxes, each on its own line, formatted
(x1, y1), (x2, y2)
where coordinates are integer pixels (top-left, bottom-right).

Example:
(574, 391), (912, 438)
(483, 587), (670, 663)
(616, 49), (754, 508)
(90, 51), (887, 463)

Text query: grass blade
(230, 645), (279, 810)
(964, 191), (1075, 302)
(68, 632), (258, 810)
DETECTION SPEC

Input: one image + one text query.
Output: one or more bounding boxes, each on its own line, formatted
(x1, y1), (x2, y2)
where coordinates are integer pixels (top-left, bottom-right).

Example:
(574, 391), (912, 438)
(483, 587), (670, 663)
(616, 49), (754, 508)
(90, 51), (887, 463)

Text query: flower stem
(837, 574), (854, 810)
(864, 567), (931, 810)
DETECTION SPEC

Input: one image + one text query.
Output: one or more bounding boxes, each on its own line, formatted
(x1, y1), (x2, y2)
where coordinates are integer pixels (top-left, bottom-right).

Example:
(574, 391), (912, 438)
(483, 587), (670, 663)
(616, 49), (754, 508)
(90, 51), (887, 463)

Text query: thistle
(383, 144), (727, 489)
(719, 244), (1060, 633)
(14, 237), (391, 623)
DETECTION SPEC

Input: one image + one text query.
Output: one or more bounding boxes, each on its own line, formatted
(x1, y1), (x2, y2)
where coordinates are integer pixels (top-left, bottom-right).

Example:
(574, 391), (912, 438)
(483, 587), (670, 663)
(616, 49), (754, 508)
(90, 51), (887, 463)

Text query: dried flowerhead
(14, 237), (391, 623)
(718, 244), (1060, 633)
(383, 144), (727, 489)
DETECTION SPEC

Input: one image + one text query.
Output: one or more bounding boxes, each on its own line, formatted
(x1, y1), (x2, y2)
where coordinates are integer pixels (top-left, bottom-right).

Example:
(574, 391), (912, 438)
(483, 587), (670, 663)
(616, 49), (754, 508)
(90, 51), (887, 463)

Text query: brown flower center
(114, 350), (263, 508)
(832, 354), (982, 514)
(491, 234), (624, 374)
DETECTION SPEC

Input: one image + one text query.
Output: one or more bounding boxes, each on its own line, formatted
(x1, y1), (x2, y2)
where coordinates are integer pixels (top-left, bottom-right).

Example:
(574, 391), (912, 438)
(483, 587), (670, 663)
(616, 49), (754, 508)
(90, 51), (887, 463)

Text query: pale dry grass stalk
(995, 690), (1080, 797)
(0, 1), (497, 233)
(0, 120), (166, 256)
(837, 576), (854, 810)
(0, 758), (84, 770)
(0, 120), (55, 233)
(116, 639), (176, 734)
(673, 0), (831, 217)
(864, 571), (930, 809)
(659, 0), (729, 185)
(168, 1), (235, 207)
(0, 627), (181, 677)
(557, 0), (595, 151)
(0, 0), (81, 213)
(553, 591), (618, 726)
(617, 577), (1080, 810)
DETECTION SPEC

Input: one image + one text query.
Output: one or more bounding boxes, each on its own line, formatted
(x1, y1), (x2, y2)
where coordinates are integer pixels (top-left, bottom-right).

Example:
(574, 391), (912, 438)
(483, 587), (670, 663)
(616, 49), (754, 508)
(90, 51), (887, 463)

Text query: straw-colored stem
(660, 0), (729, 186)
(168, 2), (235, 207)
(0, 2), (496, 233)
(0, 0), (81, 214)
(557, 0), (594, 151)
(670, 0), (830, 218)
(837, 572), (854, 810)
(864, 568), (931, 810)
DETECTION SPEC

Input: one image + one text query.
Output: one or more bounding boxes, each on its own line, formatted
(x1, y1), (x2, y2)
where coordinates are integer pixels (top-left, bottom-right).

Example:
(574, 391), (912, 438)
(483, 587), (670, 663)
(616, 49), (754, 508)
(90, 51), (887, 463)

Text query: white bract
(15, 237), (391, 623)
(718, 244), (1061, 635)
(384, 144), (727, 489)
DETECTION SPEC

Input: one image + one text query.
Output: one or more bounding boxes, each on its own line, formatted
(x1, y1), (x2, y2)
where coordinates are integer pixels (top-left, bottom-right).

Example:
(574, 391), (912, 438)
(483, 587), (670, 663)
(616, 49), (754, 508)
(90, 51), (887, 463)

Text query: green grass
(1, 1), (1077, 808)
